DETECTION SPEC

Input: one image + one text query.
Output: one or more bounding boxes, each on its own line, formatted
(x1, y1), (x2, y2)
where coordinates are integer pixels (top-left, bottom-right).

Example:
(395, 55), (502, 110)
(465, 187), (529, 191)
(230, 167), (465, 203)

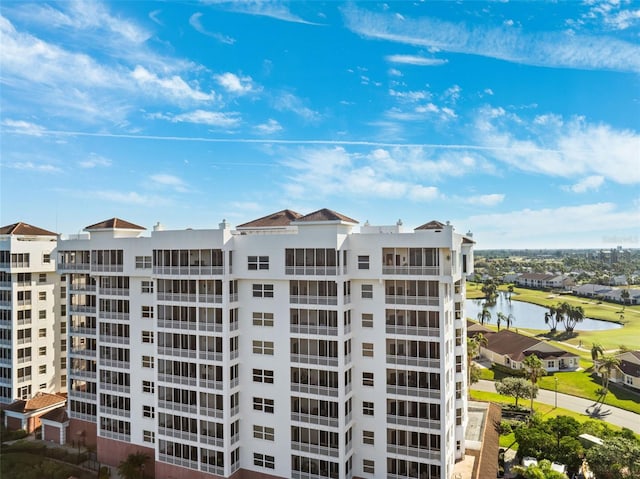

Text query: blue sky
(1, 1), (639, 249)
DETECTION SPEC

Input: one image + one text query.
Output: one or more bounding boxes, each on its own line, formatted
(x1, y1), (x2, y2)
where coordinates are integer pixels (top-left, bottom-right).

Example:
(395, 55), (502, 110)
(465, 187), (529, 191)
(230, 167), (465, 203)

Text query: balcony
(291, 412), (339, 428)
(69, 305), (96, 315)
(158, 427), (197, 442)
(58, 262), (90, 272)
(198, 322), (223, 333)
(386, 415), (441, 430)
(70, 369), (96, 380)
(291, 441), (339, 458)
(158, 454), (198, 472)
(290, 384), (339, 398)
(91, 264), (123, 273)
(290, 324), (338, 336)
(199, 351), (223, 362)
(100, 311), (129, 321)
(198, 406), (223, 418)
(159, 400), (197, 415)
(70, 326), (96, 336)
(383, 265), (440, 276)
(69, 284), (96, 293)
(100, 430), (130, 442)
(100, 359), (129, 369)
(17, 356), (32, 364)
(153, 265), (223, 276)
(157, 346), (196, 359)
(385, 385), (441, 400)
(100, 383), (130, 394)
(158, 374), (197, 387)
(385, 325), (440, 337)
(157, 320), (196, 331)
(385, 295), (439, 306)
(386, 356), (440, 369)
(101, 407), (130, 418)
(285, 266), (338, 276)
(289, 295), (338, 306)
(157, 293), (197, 303)
(99, 288), (129, 297)
(70, 348), (97, 358)
(99, 334), (130, 345)
(290, 354), (338, 368)
(199, 294), (223, 304)
(199, 435), (224, 448)
(69, 410), (96, 422)
(199, 379), (223, 390)
(69, 390), (96, 401)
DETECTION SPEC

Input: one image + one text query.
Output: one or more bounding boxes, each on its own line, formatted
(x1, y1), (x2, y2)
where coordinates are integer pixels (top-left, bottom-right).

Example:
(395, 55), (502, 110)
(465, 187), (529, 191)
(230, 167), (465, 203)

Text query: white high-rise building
(0, 223), (67, 405)
(57, 209), (474, 479)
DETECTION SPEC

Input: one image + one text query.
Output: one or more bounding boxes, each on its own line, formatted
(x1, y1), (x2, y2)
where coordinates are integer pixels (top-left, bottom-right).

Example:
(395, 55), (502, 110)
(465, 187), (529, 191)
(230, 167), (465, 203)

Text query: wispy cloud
(149, 110), (241, 128)
(342, 4), (640, 73)
(131, 66), (216, 102)
(214, 72), (259, 95)
(149, 173), (189, 193)
(1, 119), (45, 136)
(577, 1), (640, 31)
(466, 193), (505, 206)
(78, 153), (112, 168)
(149, 9), (163, 26)
(474, 106), (640, 184)
(91, 190), (169, 206)
(189, 13), (236, 44)
(255, 119), (283, 135)
(272, 92), (320, 121)
(204, 0), (323, 25)
(566, 175), (605, 193)
(386, 54), (447, 66)
(6, 161), (61, 173)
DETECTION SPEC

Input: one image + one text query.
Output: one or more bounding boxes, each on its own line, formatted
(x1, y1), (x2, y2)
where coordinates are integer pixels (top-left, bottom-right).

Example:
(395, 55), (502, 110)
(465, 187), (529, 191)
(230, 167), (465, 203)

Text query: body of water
(465, 293), (622, 331)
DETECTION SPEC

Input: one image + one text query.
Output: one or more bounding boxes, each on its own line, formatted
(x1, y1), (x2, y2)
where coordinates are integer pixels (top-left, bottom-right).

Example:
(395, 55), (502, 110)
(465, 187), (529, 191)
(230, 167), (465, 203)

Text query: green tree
(512, 459), (569, 479)
(481, 279), (498, 304)
(496, 312), (505, 331)
(544, 305), (560, 332)
(585, 437), (640, 479)
(514, 426), (555, 460)
(494, 376), (536, 407)
(597, 355), (621, 394)
(620, 288), (630, 308)
(467, 333), (487, 390)
(477, 306), (491, 326)
(118, 452), (149, 479)
(591, 342), (605, 362)
(523, 354), (545, 415)
(564, 305), (585, 332)
(545, 416), (581, 449)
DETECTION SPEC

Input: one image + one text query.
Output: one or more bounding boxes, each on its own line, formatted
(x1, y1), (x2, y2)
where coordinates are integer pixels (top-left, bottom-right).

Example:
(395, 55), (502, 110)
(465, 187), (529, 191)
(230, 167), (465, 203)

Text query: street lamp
(554, 376), (558, 409)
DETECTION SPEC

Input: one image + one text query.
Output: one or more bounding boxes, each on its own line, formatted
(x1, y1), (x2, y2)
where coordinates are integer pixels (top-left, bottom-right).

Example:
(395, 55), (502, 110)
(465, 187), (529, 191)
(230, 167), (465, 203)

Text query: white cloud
(409, 185), (440, 201)
(149, 173), (189, 193)
(568, 175), (605, 193)
(131, 66), (216, 102)
(203, 1), (322, 25)
(474, 107), (640, 184)
(189, 13), (236, 44)
(272, 93), (320, 121)
(92, 190), (168, 206)
(467, 193), (505, 206)
(150, 109), (240, 128)
(462, 202), (640, 248)
(255, 119), (283, 135)
(149, 9), (163, 26)
(7, 161), (61, 173)
(385, 54), (448, 66)
(342, 4), (640, 73)
(78, 153), (112, 168)
(1, 119), (45, 136)
(214, 72), (258, 95)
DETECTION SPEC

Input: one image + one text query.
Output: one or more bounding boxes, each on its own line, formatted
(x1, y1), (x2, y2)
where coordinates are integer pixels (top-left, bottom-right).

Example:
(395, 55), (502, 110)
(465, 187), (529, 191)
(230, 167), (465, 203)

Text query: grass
(0, 452), (95, 479)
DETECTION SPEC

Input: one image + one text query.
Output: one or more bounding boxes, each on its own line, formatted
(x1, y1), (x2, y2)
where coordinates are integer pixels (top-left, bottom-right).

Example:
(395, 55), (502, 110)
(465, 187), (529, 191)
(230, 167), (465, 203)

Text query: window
(142, 306), (154, 319)
(39, 365), (47, 375)
(363, 459), (375, 474)
(39, 310), (46, 320)
(38, 328), (46, 338)
(362, 313), (373, 328)
(42, 254), (51, 264)
(253, 369), (274, 384)
(362, 372), (374, 387)
(253, 453), (275, 469)
(142, 355), (154, 369)
(363, 430), (374, 445)
(143, 405), (155, 418)
(38, 273), (47, 283)
(358, 255), (370, 270)
(253, 425), (275, 441)
(361, 284), (373, 299)
(363, 401), (374, 416)
(253, 397), (274, 413)
(253, 284), (274, 298)
(142, 380), (155, 393)
(143, 430), (155, 444)
(39, 383), (47, 390)
(248, 256), (269, 270)
(135, 256), (152, 269)
(253, 340), (274, 355)
(38, 291), (46, 301)
(362, 343), (374, 357)
(142, 331), (154, 343)
(39, 346), (46, 356)
(141, 281), (154, 293)
(252, 312), (274, 327)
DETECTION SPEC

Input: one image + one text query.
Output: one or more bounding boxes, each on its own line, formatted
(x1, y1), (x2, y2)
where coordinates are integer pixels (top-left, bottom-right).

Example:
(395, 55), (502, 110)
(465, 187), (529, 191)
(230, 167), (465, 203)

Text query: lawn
(0, 452), (95, 479)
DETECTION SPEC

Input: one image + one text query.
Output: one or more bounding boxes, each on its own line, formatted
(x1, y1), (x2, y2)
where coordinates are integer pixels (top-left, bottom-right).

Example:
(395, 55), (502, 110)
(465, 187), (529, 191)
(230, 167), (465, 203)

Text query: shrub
(499, 420), (513, 435)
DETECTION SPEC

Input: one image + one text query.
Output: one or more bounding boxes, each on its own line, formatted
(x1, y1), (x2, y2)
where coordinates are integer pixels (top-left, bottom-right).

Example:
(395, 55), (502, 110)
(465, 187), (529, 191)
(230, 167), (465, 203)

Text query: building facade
(0, 223), (67, 405)
(57, 209), (474, 479)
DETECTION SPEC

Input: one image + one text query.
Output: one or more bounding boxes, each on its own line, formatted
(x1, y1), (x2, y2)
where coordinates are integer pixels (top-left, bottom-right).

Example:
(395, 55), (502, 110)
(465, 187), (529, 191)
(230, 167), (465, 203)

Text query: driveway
(472, 379), (640, 433)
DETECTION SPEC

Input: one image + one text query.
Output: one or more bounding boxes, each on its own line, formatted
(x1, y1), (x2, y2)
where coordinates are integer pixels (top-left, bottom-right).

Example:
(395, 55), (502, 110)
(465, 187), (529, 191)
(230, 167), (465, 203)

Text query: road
(472, 379), (640, 433)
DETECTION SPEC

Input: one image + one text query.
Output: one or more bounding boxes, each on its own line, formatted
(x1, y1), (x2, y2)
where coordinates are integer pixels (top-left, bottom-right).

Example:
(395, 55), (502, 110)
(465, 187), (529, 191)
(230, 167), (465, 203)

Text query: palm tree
(496, 312), (505, 331)
(467, 333), (488, 391)
(505, 313), (515, 330)
(477, 306), (491, 326)
(118, 452), (149, 479)
(544, 305), (559, 332)
(620, 288), (630, 309)
(590, 342), (604, 362)
(522, 353), (545, 415)
(507, 284), (514, 301)
(597, 355), (621, 394)
(564, 305), (585, 332)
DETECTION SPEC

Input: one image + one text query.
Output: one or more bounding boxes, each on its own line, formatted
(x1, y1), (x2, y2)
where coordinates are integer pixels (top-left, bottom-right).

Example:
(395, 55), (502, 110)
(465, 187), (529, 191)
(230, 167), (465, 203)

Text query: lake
(464, 293), (622, 331)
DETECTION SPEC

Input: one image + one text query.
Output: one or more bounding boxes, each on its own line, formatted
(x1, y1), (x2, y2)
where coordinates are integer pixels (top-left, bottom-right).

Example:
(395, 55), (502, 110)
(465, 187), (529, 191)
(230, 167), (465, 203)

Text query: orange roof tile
(4, 392), (65, 413)
(237, 209), (303, 228)
(0, 222), (57, 236)
(85, 218), (145, 231)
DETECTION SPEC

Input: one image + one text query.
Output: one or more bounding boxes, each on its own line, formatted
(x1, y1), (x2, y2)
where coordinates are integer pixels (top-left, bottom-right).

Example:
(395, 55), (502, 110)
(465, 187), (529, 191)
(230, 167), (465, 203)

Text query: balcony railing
(386, 415), (441, 430)
(101, 407), (130, 418)
(70, 284), (96, 293)
(158, 427), (197, 442)
(198, 406), (223, 418)
(385, 325), (440, 337)
(157, 293), (197, 303)
(69, 305), (96, 315)
(285, 266), (338, 276)
(70, 326), (96, 336)
(386, 445), (441, 460)
(382, 265), (440, 276)
(290, 354), (338, 367)
(291, 384), (339, 398)
(198, 351), (223, 362)
(290, 441), (339, 458)
(100, 430), (130, 442)
(99, 334), (129, 345)
(99, 311), (129, 321)
(157, 346), (196, 359)
(158, 454), (198, 471)
(159, 400), (197, 415)
(157, 374), (197, 387)
(386, 356), (440, 369)
(91, 264), (123, 273)
(100, 383), (130, 394)
(199, 294), (223, 304)
(100, 359), (129, 369)
(157, 320), (197, 331)
(290, 325), (338, 336)
(198, 322), (223, 333)
(199, 435), (224, 447)
(58, 262), (90, 271)
(385, 385), (441, 400)
(289, 295), (338, 306)
(70, 348), (97, 358)
(99, 288), (129, 297)
(70, 369), (96, 380)
(291, 412), (339, 428)
(199, 379), (223, 390)
(152, 266), (223, 276)
(385, 295), (439, 306)
(69, 390), (97, 401)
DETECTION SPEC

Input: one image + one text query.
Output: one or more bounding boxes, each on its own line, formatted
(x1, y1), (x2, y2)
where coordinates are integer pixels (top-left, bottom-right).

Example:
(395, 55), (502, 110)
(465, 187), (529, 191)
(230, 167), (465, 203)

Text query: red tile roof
(415, 220), (446, 230)
(237, 209), (303, 228)
(85, 218), (145, 231)
(40, 406), (69, 423)
(485, 330), (577, 362)
(4, 392), (66, 413)
(618, 351), (640, 378)
(294, 208), (358, 224)
(0, 222), (57, 236)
